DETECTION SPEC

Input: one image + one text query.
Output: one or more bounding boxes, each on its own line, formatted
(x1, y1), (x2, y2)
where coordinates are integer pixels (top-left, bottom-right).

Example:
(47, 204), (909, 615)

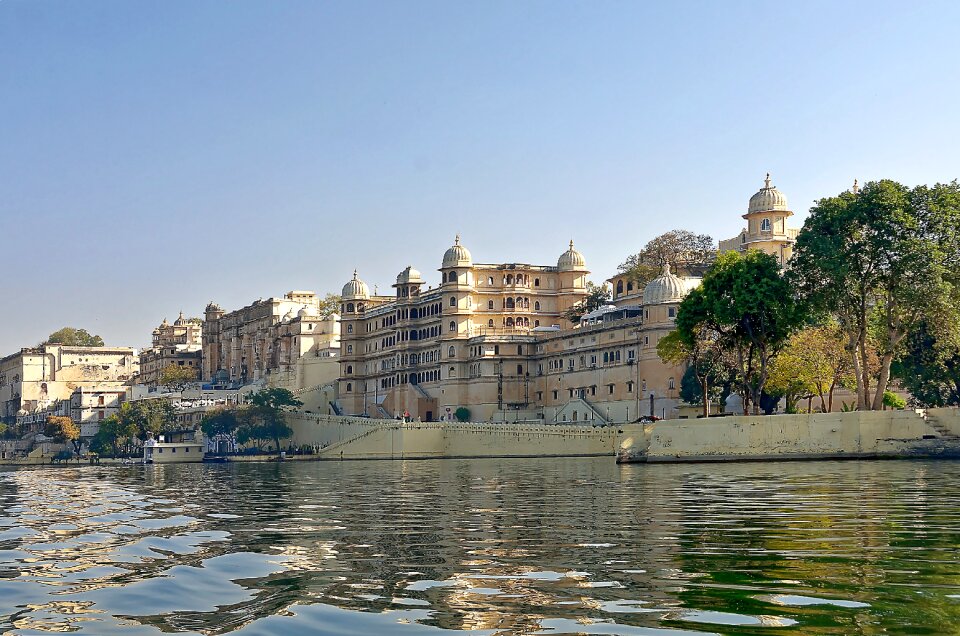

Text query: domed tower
(741, 173), (796, 266)
(440, 234), (473, 285)
(341, 270), (370, 315)
(556, 240), (589, 324)
(393, 265), (424, 301)
(641, 264), (698, 326)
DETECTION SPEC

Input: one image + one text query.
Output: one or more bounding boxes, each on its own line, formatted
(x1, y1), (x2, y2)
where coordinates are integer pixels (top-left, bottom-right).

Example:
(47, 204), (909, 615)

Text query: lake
(1, 458), (959, 635)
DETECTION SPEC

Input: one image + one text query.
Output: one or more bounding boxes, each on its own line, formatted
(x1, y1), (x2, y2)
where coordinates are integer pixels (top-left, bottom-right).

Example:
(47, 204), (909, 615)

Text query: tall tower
(740, 173), (796, 267)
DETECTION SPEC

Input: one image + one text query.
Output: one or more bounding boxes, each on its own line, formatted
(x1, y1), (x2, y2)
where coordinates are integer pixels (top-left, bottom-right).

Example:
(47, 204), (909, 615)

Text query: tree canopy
(563, 282), (611, 324)
(318, 293), (342, 319)
(239, 388), (303, 454)
(791, 179), (960, 410)
(675, 250), (804, 414)
(892, 320), (960, 407)
(44, 416), (80, 452)
(160, 363), (198, 391)
(45, 327), (104, 347)
(618, 230), (716, 290)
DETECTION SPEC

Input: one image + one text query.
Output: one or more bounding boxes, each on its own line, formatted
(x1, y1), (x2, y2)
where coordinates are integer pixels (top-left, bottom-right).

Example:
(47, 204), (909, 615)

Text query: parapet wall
(284, 414), (618, 460)
(618, 409), (960, 463)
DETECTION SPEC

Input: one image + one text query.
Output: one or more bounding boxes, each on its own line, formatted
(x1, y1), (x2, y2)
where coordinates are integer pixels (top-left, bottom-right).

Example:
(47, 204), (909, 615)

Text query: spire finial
(663, 262), (671, 275)
(353, 269), (358, 280)
(454, 233), (460, 245)
(569, 239), (575, 249)
(852, 178), (859, 195)
(764, 172), (771, 188)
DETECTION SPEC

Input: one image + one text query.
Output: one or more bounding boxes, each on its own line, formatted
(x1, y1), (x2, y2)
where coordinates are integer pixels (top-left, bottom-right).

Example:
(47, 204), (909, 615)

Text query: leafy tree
(159, 363), (198, 391)
(882, 391), (907, 410)
(44, 416), (81, 452)
(117, 400), (178, 439)
(238, 388), (302, 454)
(45, 327), (104, 347)
(318, 293), (342, 319)
(657, 329), (726, 417)
(90, 414), (137, 456)
(454, 407), (471, 422)
(200, 407), (240, 439)
(563, 282), (611, 324)
(676, 251), (804, 415)
(791, 179), (960, 410)
(0, 423), (7, 438)
(618, 230), (716, 289)
(768, 324), (856, 413)
(892, 320), (960, 407)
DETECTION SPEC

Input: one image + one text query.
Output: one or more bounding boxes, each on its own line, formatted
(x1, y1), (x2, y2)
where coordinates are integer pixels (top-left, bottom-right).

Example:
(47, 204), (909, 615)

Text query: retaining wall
(618, 409), (960, 463)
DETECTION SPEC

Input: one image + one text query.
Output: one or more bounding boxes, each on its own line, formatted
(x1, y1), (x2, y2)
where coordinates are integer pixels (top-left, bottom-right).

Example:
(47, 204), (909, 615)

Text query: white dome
(557, 240), (587, 271)
(643, 264), (693, 306)
(748, 173), (789, 214)
(442, 234), (472, 268)
(396, 265), (424, 285)
(298, 305), (317, 318)
(341, 270), (370, 300)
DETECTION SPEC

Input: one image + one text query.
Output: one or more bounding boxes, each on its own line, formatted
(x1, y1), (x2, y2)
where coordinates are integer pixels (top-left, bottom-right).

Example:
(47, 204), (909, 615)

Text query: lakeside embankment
(3, 408), (959, 467)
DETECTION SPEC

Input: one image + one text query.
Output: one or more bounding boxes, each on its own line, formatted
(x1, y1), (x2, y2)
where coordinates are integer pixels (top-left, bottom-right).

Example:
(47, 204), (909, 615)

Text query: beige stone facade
(201, 291), (340, 391)
(338, 238), (696, 423)
(719, 173), (799, 266)
(139, 312), (203, 387)
(0, 345), (138, 425)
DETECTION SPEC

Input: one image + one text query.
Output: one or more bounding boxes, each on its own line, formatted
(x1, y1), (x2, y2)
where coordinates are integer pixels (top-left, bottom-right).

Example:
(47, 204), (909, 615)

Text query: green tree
(238, 388), (302, 454)
(454, 407), (471, 422)
(676, 250), (804, 415)
(44, 327), (104, 347)
(44, 416), (81, 452)
(563, 282), (611, 324)
(318, 293), (342, 319)
(892, 320), (960, 407)
(791, 179), (960, 410)
(618, 230), (716, 290)
(200, 407), (240, 439)
(117, 400), (178, 440)
(657, 328), (726, 418)
(90, 414), (137, 456)
(159, 363), (198, 391)
(882, 391), (907, 410)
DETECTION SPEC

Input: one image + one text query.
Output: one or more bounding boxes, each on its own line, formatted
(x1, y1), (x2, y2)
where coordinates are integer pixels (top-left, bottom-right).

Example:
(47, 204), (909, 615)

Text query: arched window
(534, 301), (540, 311)
(668, 377), (676, 390)
(506, 298), (515, 309)
(487, 300), (494, 310)
(488, 319), (494, 327)
(488, 276), (494, 285)
(346, 382), (352, 392)
(346, 365), (353, 374)
(506, 274), (513, 284)
(517, 364), (523, 375)
(347, 324), (353, 334)
(534, 320), (540, 327)
(346, 303), (354, 312)
(761, 218), (772, 232)
(506, 317), (514, 327)
(448, 366), (456, 378)
(347, 345), (353, 353)
(448, 346), (455, 358)
(449, 320), (457, 333)
(668, 307), (676, 318)
(534, 278), (540, 287)
(450, 296), (456, 307)
(616, 280), (624, 295)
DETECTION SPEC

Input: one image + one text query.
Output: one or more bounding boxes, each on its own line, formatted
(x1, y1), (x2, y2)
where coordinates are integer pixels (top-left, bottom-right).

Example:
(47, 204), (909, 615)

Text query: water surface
(1, 458), (958, 634)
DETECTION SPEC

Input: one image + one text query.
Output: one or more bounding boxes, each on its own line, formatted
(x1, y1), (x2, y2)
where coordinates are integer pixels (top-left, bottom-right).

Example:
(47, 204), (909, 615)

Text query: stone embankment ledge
(616, 407), (960, 463)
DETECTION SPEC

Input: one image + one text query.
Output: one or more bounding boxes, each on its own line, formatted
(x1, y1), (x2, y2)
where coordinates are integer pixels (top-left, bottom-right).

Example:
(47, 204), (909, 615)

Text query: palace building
(139, 312), (203, 387)
(337, 237), (703, 423)
(336, 176), (799, 423)
(719, 173), (799, 266)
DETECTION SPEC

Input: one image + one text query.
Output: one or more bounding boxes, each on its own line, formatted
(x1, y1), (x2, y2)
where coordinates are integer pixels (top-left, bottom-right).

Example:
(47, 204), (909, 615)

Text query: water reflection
(1, 459), (959, 634)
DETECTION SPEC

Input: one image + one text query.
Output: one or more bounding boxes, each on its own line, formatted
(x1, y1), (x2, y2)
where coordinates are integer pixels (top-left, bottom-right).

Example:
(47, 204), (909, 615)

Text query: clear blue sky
(2, 1), (958, 353)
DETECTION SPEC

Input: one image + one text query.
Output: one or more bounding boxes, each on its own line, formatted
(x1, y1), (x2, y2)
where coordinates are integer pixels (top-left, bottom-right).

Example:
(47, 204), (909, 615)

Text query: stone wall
(284, 414), (617, 460)
(618, 409), (960, 463)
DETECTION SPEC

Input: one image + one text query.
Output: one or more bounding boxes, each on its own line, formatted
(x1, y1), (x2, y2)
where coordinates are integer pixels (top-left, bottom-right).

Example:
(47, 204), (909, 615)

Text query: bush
(454, 407), (470, 422)
(883, 391), (907, 410)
